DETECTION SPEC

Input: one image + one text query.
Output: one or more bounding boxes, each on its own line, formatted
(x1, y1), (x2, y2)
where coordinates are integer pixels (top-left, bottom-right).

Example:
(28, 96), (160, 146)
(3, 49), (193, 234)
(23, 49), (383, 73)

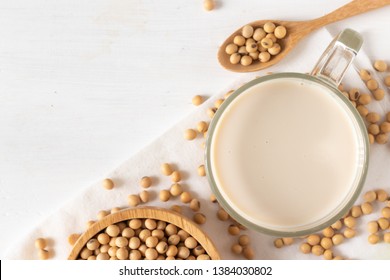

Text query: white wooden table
(1, 0), (389, 256)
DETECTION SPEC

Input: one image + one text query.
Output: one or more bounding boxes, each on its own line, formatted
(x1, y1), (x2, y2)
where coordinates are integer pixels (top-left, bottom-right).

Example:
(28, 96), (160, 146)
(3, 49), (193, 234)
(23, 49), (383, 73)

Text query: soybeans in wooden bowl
(68, 207), (220, 260)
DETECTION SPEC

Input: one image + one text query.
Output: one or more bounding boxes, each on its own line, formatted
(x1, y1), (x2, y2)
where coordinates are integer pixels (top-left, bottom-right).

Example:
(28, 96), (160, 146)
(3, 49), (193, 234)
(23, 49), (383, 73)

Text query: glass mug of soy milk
(205, 29), (369, 237)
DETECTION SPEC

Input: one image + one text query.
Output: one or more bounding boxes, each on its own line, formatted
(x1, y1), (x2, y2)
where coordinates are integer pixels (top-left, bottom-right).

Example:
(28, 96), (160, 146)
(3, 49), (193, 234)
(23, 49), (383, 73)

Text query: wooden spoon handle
(310, 0), (390, 30)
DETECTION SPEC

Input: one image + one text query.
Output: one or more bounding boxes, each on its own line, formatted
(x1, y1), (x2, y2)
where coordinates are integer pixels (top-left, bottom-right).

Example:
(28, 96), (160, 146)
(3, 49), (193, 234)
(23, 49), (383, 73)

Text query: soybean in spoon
(218, 0), (390, 72)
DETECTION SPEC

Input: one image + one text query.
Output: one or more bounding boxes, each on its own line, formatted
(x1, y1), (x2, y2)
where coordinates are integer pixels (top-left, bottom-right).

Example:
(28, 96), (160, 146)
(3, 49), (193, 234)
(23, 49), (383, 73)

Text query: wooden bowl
(68, 207), (220, 260)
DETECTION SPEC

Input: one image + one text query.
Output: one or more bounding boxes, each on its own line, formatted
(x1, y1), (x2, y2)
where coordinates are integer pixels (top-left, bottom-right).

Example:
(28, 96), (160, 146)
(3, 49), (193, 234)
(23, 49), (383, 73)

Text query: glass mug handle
(311, 28), (363, 87)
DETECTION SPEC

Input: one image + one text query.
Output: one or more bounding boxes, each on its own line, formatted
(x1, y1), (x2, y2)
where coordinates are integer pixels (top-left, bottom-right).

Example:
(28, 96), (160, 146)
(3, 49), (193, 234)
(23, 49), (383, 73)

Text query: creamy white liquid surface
(210, 78), (361, 230)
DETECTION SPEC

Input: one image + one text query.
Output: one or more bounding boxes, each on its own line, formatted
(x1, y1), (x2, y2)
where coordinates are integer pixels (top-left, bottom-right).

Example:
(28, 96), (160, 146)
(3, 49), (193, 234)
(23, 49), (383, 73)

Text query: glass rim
(205, 72), (369, 237)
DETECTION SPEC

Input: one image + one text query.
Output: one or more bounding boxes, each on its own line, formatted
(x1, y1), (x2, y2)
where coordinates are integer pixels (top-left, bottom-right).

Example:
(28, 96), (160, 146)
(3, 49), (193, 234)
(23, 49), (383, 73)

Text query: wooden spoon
(68, 207), (221, 260)
(218, 0), (390, 72)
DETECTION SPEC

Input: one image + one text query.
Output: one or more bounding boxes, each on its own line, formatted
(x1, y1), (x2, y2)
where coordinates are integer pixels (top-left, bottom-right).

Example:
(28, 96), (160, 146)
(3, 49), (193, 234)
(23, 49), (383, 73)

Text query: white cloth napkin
(4, 29), (390, 260)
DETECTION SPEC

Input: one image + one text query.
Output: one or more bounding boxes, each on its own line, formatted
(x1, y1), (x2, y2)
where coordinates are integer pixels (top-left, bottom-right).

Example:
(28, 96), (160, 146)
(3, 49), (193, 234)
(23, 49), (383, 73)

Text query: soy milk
(210, 78), (361, 231)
